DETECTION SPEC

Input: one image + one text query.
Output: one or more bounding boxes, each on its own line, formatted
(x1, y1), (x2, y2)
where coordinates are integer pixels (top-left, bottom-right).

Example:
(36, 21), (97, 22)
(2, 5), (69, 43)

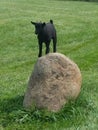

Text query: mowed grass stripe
(0, 0), (98, 129)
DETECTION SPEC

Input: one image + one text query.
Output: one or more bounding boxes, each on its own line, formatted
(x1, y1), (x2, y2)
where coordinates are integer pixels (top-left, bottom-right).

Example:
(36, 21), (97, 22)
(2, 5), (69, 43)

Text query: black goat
(31, 20), (57, 57)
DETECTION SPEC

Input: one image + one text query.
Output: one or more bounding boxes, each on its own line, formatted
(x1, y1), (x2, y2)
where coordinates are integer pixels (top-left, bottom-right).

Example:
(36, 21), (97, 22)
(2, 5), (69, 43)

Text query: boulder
(23, 53), (82, 112)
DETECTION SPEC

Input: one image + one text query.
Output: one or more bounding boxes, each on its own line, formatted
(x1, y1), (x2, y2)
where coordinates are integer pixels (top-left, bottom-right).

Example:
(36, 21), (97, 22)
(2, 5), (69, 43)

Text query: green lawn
(0, 0), (98, 130)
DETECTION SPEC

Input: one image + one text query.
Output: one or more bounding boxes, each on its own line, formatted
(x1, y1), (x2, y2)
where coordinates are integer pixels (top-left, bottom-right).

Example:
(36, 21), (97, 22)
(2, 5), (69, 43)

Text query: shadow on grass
(0, 91), (95, 128)
(0, 95), (24, 113)
(0, 95), (24, 127)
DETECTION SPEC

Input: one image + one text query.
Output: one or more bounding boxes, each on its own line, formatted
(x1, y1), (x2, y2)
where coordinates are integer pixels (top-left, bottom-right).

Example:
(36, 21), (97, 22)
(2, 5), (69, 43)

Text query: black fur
(31, 20), (57, 57)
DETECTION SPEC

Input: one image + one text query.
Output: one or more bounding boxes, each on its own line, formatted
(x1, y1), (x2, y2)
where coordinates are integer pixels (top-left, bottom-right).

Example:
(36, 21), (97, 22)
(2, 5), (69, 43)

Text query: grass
(0, 0), (98, 129)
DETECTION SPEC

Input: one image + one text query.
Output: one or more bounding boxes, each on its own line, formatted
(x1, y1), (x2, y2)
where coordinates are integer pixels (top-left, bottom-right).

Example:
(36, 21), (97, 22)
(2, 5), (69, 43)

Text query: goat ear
(42, 22), (46, 27)
(31, 21), (36, 25)
(50, 20), (53, 24)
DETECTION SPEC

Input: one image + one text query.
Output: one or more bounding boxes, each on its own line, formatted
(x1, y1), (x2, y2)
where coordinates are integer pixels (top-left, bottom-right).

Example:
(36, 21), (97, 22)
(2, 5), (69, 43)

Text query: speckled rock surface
(23, 53), (82, 112)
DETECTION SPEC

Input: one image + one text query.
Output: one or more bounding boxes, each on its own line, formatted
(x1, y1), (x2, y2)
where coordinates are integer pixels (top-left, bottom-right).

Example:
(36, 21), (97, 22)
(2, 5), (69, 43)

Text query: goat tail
(50, 20), (53, 24)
